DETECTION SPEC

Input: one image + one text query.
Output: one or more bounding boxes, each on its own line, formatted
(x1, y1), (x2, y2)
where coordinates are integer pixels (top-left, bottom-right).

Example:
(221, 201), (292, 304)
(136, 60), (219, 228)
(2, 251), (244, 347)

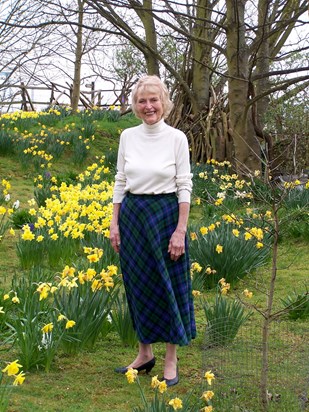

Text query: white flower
(13, 200), (20, 209)
(217, 191), (226, 199)
(4, 194), (10, 202)
(234, 191), (247, 199)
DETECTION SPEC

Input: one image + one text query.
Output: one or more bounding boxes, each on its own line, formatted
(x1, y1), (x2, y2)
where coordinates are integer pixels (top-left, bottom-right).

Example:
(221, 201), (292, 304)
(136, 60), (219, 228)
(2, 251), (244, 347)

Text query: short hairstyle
(131, 75), (174, 119)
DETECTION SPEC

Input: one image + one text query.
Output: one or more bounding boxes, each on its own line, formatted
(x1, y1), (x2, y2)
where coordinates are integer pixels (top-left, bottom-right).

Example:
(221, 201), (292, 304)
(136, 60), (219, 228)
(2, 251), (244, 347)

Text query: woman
(110, 75), (196, 387)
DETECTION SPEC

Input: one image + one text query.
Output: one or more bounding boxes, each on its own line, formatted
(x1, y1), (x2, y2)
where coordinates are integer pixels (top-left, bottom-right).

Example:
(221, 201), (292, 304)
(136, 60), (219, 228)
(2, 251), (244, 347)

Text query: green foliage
(10, 210), (35, 229)
(71, 134), (89, 165)
(110, 292), (138, 348)
(53, 282), (118, 354)
(0, 129), (14, 156)
(203, 293), (252, 347)
(280, 289), (309, 320)
(16, 238), (45, 269)
(6, 269), (57, 371)
(189, 221), (270, 288)
(283, 187), (309, 209)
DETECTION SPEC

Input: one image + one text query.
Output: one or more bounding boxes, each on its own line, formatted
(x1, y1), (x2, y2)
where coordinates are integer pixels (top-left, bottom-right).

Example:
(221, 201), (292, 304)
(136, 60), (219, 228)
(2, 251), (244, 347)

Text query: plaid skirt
(119, 192), (196, 346)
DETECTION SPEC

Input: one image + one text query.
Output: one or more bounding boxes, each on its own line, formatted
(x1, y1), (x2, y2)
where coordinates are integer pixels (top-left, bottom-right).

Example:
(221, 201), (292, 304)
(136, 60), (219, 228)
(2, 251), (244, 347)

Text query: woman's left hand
(168, 229), (186, 261)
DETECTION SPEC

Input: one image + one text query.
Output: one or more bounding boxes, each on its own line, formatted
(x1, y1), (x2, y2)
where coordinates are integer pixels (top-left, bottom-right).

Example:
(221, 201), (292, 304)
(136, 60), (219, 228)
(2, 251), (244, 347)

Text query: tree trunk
(226, 0), (261, 174)
(191, 0), (212, 114)
(71, 0), (84, 112)
(132, 0), (160, 76)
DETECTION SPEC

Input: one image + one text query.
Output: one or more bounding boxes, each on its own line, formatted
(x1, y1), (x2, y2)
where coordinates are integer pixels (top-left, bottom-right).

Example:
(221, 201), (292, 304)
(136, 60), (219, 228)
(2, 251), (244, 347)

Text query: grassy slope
(0, 113), (308, 412)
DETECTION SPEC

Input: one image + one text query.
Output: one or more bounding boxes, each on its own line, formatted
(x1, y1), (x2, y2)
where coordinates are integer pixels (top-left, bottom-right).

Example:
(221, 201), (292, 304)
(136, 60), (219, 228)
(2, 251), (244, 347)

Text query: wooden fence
(0, 81), (129, 112)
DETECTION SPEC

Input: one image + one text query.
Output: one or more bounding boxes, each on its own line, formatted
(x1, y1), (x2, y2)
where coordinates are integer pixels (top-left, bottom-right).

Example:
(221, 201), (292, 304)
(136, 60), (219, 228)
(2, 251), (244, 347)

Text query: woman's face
(135, 89), (164, 125)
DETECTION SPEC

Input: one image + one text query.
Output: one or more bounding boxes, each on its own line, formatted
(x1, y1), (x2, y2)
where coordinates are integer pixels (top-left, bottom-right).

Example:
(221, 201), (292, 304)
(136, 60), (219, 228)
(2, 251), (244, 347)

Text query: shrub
(203, 293), (252, 347)
(189, 221), (270, 289)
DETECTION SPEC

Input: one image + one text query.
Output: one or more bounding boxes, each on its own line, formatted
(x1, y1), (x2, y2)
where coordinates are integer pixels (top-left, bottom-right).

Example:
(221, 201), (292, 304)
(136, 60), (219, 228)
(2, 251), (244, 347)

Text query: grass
(0, 110), (308, 412)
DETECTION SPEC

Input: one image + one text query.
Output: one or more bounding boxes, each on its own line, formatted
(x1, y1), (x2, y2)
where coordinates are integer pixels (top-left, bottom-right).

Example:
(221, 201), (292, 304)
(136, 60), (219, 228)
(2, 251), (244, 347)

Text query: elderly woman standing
(110, 75), (196, 387)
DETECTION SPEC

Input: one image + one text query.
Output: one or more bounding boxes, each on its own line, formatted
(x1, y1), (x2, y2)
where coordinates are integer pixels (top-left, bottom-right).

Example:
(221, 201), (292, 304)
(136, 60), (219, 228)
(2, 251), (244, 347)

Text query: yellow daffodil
(125, 368), (138, 383)
(41, 323), (53, 333)
(201, 390), (214, 401)
(13, 371), (26, 386)
(243, 289), (253, 298)
(215, 244), (223, 254)
(190, 232), (198, 241)
(151, 375), (160, 389)
(65, 320), (76, 329)
(12, 295), (20, 304)
(191, 262), (202, 272)
(2, 360), (22, 376)
(168, 397), (183, 410)
(204, 370), (215, 385)
(192, 290), (202, 297)
(200, 226), (208, 236)
(158, 380), (167, 393)
(200, 406), (213, 412)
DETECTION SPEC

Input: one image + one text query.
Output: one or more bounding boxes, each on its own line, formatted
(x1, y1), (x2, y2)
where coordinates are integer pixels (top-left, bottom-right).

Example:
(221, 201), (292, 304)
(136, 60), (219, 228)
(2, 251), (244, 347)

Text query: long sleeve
(112, 134), (127, 203)
(175, 134), (192, 203)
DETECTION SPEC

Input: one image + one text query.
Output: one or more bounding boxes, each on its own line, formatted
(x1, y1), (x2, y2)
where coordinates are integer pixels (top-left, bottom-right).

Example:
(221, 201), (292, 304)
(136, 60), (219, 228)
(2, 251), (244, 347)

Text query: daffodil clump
(125, 367), (216, 411)
(1, 255), (119, 369)
(0, 109), (97, 171)
(15, 159), (114, 269)
(189, 213), (271, 289)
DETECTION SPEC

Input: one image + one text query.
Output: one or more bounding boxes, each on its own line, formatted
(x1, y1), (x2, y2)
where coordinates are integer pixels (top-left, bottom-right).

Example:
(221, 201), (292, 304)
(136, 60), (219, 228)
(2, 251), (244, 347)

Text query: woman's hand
(110, 221), (121, 253)
(168, 229), (186, 261)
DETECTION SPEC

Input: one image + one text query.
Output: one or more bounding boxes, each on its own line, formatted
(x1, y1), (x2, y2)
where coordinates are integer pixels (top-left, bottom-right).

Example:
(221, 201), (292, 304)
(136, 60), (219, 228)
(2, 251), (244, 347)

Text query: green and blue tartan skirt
(119, 192), (196, 346)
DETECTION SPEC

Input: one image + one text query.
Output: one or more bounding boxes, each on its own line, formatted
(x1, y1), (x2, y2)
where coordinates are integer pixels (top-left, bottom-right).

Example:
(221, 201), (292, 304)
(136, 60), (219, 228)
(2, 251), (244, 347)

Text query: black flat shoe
(114, 357), (156, 374)
(163, 366), (179, 387)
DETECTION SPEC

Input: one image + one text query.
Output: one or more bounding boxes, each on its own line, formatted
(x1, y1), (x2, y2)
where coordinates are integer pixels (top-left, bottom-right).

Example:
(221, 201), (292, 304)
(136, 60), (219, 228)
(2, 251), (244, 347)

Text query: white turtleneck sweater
(113, 119), (192, 204)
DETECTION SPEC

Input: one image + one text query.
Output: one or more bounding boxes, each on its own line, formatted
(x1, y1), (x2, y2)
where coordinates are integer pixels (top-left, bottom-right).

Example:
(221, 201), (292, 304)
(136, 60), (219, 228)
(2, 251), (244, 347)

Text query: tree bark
(71, 0), (84, 112)
(226, 0), (261, 174)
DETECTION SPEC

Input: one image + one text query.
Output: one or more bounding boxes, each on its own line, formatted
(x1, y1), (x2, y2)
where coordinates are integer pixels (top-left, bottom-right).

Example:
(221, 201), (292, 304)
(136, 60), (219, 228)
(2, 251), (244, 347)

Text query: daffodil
(41, 323), (53, 333)
(2, 360), (22, 376)
(65, 320), (76, 329)
(125, 368), (138, 383)
(201, 390), (214, 402)
(204, 370), (215, 385)
(215, 244), (223, 254)
(158, 380), (167, 393)
(168, 397), (183, 410)
(13, 371), (26, 386)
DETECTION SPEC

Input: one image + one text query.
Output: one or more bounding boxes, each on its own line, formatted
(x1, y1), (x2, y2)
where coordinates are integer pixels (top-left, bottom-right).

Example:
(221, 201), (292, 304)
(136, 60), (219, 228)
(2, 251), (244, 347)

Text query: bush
(203, 293), (252, 347)
(189, 221), (270, 289)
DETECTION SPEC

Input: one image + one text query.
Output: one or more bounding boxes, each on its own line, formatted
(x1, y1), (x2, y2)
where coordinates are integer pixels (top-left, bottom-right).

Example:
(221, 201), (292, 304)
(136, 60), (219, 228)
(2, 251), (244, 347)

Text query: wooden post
(20, 82), (27, 111)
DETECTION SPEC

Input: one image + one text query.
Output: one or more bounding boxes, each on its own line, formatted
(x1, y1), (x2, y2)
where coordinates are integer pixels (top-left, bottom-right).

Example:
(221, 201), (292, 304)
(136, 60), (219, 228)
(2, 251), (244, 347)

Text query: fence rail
(0, 81), (129, 112)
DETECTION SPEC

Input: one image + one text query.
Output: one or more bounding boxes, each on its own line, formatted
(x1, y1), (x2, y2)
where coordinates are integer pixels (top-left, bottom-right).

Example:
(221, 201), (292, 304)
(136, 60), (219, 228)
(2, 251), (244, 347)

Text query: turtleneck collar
(141, 118), (166, 135)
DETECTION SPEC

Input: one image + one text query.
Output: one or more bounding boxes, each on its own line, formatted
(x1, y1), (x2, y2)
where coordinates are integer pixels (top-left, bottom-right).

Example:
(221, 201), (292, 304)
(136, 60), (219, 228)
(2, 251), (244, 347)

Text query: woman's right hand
(110, 221), (121, 253)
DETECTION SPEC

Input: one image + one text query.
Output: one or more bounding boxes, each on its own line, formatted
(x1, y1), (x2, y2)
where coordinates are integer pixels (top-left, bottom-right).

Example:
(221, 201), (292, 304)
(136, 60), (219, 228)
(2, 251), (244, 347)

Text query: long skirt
(118, 192), (196, 346)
